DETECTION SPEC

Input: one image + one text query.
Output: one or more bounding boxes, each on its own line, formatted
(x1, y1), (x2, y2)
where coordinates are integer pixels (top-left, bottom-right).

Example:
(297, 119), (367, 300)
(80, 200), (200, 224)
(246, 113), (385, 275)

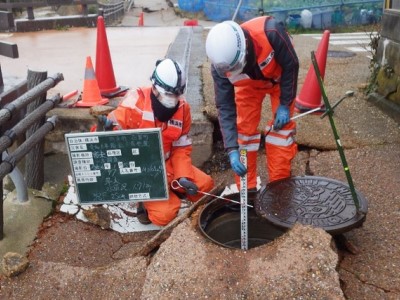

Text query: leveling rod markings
(240, 149), (248, 251)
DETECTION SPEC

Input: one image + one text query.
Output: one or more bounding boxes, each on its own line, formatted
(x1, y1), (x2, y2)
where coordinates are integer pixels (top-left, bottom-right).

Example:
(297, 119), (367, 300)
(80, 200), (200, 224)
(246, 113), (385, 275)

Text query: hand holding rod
(320, 90), (355, 119)
(290, 106), (324, 121)
(269, 106), (323, 132)
(171, 180), (253, 208)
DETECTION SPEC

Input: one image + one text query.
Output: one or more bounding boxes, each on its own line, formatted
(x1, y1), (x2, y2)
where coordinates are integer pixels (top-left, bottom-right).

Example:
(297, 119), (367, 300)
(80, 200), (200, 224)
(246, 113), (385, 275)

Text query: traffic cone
(95, 16), (128, 98)
(138, 12), (144, 26)
(295, 30), (330, 112)
(75, 56), (109, 107)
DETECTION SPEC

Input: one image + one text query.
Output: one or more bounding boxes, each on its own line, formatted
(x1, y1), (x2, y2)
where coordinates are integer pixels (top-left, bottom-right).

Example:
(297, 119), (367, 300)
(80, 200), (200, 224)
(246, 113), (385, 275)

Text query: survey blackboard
(65, 128), (168, 205)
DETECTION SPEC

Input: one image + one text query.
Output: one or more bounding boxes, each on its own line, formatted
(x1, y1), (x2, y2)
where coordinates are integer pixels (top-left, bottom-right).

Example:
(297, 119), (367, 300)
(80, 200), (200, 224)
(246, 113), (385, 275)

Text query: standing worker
(205, 17), (299, 190)
(97, 58), (214, 226)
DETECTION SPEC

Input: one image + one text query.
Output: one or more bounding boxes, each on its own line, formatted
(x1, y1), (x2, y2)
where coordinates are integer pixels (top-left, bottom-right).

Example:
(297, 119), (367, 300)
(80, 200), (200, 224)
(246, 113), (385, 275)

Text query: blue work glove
(178, 177), (198, 195)
(228, 149), (247, 177)
(273, 104), (290, 130)
(97, 115), (114, 131)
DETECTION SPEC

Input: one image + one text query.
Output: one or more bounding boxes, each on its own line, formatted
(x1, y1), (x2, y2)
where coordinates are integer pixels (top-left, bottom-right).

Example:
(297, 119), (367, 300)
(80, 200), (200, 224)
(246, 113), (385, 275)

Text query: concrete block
(377, 37), (400, 75)
(0, 11), (14, 31)
(15, 15), (97, 32)
(190, 121), (214, 168)
(167, 26), (214, 167)
(381, 10), (400, 43)
(0, 190), (54, 269)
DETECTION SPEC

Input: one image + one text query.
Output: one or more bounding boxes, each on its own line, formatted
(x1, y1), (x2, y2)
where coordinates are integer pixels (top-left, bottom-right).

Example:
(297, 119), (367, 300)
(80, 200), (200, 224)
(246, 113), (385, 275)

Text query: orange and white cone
(75, 56), (109, 107)
(295, 30), (330, 112)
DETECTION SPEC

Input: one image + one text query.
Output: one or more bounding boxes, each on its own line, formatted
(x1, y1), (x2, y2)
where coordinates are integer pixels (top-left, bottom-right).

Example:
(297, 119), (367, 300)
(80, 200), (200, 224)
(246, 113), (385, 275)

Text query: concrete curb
(166, 26), (214, 167)
(367, 92), (400, 125)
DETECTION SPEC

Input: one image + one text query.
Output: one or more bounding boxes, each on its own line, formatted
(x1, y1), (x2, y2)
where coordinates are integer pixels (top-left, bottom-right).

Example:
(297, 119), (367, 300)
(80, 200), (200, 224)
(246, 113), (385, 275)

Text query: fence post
(27, 7), (34, 20)
(82, 4), (88, 16)
(25, 69), (47, 190)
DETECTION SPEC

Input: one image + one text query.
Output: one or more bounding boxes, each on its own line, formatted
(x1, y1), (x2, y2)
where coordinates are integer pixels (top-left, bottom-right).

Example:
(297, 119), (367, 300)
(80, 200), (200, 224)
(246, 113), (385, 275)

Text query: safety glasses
(213, 57), (246, 78)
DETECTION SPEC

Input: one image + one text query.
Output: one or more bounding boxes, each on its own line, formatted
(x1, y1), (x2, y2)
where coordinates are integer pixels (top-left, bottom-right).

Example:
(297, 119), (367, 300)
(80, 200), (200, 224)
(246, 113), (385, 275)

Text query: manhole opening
(198, 194), (286, 249)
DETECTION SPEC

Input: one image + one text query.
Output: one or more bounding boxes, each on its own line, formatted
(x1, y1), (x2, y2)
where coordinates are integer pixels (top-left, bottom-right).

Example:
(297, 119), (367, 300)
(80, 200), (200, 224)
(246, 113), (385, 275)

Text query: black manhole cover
(255, 176), (368, 235)
(328, 50), (356, 58)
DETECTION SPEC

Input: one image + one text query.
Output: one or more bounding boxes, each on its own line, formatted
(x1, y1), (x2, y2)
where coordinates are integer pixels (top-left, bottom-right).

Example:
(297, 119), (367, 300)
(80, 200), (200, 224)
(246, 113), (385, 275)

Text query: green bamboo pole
(310, 51), (361, 212)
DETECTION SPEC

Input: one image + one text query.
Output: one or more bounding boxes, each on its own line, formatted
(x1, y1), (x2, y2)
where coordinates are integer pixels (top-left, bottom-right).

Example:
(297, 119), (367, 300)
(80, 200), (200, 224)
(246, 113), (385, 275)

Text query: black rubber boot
(136, 202), (151, 225)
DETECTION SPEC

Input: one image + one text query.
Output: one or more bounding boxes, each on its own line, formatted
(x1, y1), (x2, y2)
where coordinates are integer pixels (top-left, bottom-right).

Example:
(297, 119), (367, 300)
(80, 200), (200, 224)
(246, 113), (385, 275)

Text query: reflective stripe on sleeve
(142, 111), (154, 121)
(172, 134), (192, 147)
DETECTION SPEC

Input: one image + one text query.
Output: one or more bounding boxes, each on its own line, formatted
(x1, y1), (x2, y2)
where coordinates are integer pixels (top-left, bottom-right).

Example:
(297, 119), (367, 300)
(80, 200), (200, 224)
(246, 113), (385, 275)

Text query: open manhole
(198, 193), (286, 249)
(327, 50), (356, 58)
(255, 176), (368, 235)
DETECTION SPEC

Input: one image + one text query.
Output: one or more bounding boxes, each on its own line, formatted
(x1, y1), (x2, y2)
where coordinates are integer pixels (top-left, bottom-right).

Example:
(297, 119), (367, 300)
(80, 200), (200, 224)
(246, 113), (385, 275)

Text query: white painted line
(329, 40), (370, 45)
(323, 35), (371, 40)
(302, 32), (376, 37)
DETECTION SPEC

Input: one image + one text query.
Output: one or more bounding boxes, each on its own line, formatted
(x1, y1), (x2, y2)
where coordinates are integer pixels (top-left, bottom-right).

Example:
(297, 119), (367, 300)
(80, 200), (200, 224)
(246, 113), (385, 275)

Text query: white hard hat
(205, 21), (246, 78)
(150, 58), (186, 96)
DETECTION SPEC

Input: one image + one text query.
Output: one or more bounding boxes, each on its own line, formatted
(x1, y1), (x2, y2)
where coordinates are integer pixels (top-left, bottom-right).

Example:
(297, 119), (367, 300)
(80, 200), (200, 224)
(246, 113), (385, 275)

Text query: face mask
(150, 92), (179, 122)
(158, 92), (179, 108)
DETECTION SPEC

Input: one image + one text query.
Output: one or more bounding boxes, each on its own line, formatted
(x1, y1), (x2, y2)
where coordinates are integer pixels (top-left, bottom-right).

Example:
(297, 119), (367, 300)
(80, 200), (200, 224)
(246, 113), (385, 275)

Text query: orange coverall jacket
(107, 87), (214, 226)
(211, 16), (299, 186)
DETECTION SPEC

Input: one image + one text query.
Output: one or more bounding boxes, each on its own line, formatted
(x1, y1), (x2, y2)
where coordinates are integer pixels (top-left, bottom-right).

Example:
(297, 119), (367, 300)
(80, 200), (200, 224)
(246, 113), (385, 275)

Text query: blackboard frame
(65, 128), (169, 205)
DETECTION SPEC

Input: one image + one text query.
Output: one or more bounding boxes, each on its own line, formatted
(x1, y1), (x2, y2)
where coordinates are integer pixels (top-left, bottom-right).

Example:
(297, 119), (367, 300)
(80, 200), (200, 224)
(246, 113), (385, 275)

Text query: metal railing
(0, 0), (97, 19)
(0, 0), (126, 31)
(98, 1), (125, 24)
(0, 72), (64, 239)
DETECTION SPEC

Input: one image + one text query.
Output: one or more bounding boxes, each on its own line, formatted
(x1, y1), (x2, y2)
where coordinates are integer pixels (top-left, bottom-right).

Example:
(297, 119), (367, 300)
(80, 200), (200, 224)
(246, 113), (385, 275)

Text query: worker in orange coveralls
(97, 58), (214, 226)
(205, 17), (299, 190)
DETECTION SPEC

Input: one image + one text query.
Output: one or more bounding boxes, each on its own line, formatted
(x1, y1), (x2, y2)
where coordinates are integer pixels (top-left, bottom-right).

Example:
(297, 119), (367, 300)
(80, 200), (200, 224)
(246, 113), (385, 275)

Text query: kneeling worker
(98, 58), (214, 226)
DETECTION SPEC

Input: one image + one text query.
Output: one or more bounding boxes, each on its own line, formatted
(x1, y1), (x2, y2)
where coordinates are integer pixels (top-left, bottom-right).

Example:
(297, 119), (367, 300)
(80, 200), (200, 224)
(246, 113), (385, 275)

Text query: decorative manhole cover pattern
(328, 50), (356, 58)
(255, 176), (368, 235)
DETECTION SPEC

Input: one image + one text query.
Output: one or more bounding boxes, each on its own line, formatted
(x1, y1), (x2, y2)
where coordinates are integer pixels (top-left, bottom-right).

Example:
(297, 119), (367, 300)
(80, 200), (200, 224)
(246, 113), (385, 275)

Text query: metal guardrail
(0, 0), (125, 31)
(0, 72), (64, 240)
(0, 74), (63, 129)
(99, 1), (125, 24)
(0, 0), (97, 10)
(0, 116), (59, 181)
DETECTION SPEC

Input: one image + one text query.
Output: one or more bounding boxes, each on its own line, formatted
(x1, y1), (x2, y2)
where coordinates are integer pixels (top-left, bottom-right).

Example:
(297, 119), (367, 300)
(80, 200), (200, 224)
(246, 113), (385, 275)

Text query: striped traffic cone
(295, 30), (330, 112)
(75, 56), (109, 107)
(95, 16), (128, 98)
